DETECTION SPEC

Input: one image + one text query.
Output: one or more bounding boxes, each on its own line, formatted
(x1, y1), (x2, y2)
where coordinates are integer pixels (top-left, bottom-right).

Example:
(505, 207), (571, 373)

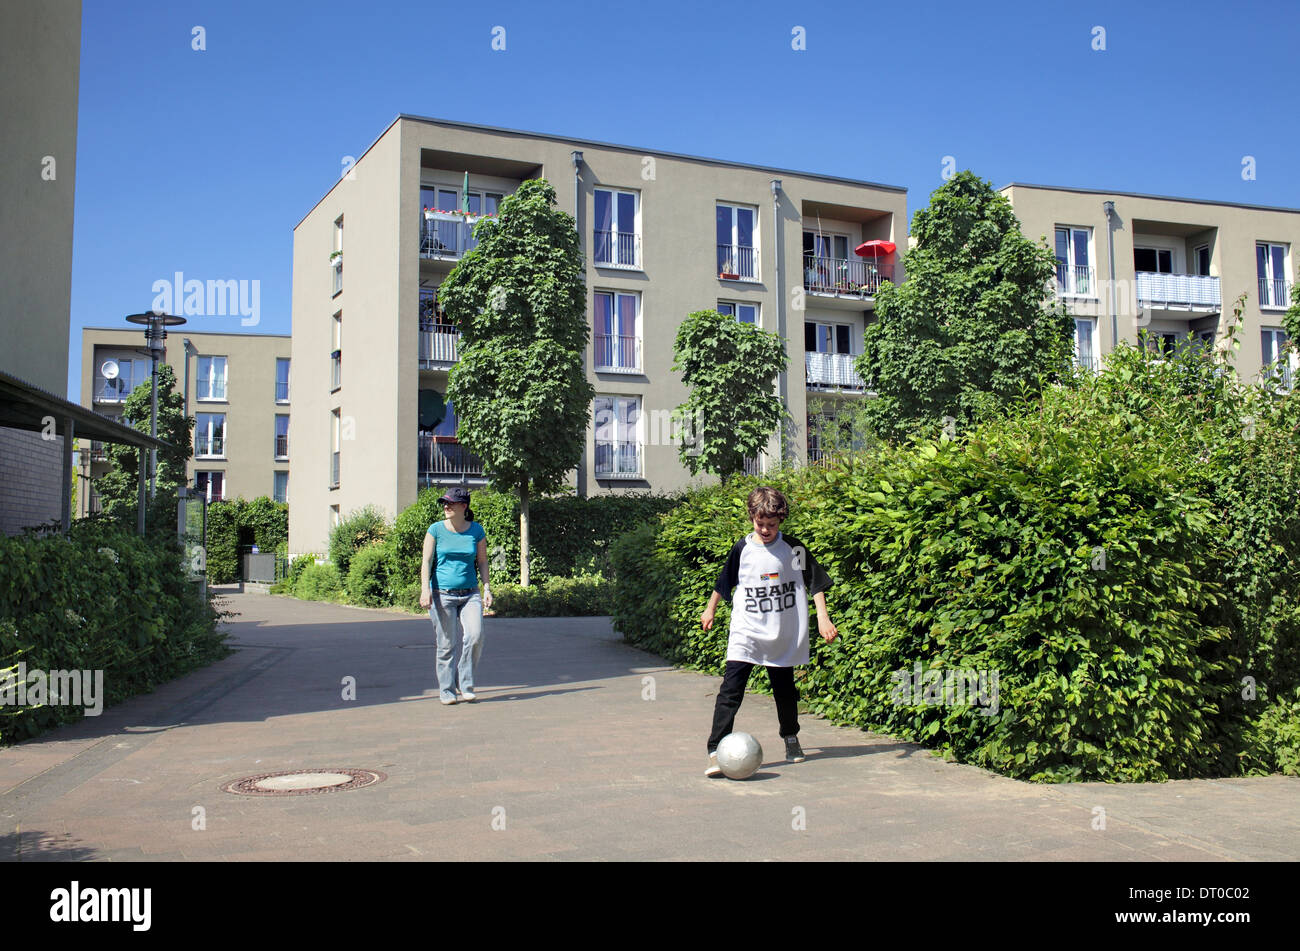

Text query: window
(275, 358), (290, 403)
(1074, 318), (1098, 371)
(195, 471), (224, 502)
(95, 357), (149, 402)
(274, 415), (289, 459)
(331, 313), (342, 391)
(432, 398), (458, 438)
(1055, 228), (1093, 295)
(594, 396), (641, 478)
(196, 356), (227, 401)
(420, 185), (503, 257)
(1262, 327), (1292, 388)
(717, 203), (758, 279)
(594, 189), (640, 268)
(1195, 245), (1211, 277)
(594, 291), (640, 371)
(273, 471), (288, 504)
(718, 300), (758, 325)
(330, 410), (341, 488)
(1134, 247), (1173, 274)
(195, 413), (225, 457)
(804, 321), (852, 355)
(1258, 243), (1290, 308)
(332, 217), (343, 295)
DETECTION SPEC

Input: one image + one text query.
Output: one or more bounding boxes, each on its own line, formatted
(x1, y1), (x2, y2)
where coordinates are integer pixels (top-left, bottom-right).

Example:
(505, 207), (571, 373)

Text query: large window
(594, 291), (640, 371)
(1133, 247), (1173, 274)
(196, 356), (227, 401)
(1258, 243), (1290, 308)
(195, 471), (224, 502)
(332, 216), (343, 295)
(594, 189), (640, 268)
(594, 395), (641, 478)
(330, 409), (341, 488)
(275, 358), (290, 403)
(1055, 227), (1093, 295)
(805, 321), (852, 355)
(1074, 317), (1098, 372)
(1262, 327), (1292, 388)
(331, 313), (342, 391)
(195, 413), (225, 457)
(274, 415), (289, 459)
(717, 203), (758, 280)
(273, 471), (288, 504)
(718, 300), (758, 325)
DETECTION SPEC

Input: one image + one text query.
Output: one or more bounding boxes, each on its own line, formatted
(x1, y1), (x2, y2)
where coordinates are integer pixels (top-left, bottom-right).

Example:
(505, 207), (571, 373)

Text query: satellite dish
(101, 360), (119, 380)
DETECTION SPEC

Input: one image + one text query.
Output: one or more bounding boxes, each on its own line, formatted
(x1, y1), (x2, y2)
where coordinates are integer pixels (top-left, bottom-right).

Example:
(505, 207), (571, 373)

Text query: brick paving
(1, 587), (1296, 861)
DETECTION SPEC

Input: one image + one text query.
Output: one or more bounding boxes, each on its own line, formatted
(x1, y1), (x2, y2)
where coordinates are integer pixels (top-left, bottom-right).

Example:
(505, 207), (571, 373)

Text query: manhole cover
(221, 768), (386, 796)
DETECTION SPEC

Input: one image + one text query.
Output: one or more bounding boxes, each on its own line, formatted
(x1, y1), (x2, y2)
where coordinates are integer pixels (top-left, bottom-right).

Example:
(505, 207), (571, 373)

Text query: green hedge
(346, 544), (389, 607)
(296, 562), (343, 601)
(0, 519), (227, 744)
(612, 341), (1300, 782)
(329, 505), (388, 580)
(489, 574), (610, 617)
(205, 496), (288, 584)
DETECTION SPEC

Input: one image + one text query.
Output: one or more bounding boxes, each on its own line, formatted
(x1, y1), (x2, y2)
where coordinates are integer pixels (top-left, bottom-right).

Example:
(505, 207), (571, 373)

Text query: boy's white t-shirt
(713, 531), (832, 668)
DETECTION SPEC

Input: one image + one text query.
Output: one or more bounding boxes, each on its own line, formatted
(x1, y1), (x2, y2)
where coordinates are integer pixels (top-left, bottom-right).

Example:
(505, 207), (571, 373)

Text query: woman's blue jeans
(430, 589), (483, 701)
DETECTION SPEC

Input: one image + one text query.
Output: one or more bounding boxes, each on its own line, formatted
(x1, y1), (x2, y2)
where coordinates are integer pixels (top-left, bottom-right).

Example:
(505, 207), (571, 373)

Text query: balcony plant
(719, 259), (739, 280)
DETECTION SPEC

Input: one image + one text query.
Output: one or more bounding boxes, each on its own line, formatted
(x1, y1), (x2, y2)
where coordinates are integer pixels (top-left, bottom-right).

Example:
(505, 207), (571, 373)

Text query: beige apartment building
(79, 328), (292, 514)
(289, 115), (906, 555)
(1002, 184), (1299, 381)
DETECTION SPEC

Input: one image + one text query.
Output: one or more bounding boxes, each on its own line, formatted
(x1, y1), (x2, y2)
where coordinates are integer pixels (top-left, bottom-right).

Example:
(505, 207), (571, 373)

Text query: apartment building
(79, 328), (292, 514)
(289, 115), (906, 555)
(1002, 184), (1300, 382)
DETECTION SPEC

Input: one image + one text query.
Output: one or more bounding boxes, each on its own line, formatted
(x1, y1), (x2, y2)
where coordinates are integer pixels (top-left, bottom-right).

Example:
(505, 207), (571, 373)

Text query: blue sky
(67, 0), (1300, 398)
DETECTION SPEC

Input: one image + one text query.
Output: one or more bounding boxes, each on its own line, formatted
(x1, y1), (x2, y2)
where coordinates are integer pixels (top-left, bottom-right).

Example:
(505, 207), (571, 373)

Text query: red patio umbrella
(854, 239), (896, 257)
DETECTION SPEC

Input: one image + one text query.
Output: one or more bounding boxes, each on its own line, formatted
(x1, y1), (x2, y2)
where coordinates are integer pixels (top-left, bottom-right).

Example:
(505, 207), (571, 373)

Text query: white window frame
(1055, 226), (1095, 297)
(274, 414), (289, 460)
(1262, 326), (1293, 389)
(276, 358), (290, 403)
(332, 216), (343, 296)
(594, 395), (642, 479)
(717, 202), (760, 281)
(1258, 242), (1290, 309)
(718, 300), (759, 325)
(195, 412), (226, 458)
(273, 471), (288, 504)
(195, 471), (224, 503)
(593, 290), (642, 372)
(1194, 244), (1211, 277)
(1133, 244), (1176, 275)
(1073, 317), (1099, 372)
(196, 355), (228, 402)
(805, 320), (854, 355)
(593, 188), (641, 269)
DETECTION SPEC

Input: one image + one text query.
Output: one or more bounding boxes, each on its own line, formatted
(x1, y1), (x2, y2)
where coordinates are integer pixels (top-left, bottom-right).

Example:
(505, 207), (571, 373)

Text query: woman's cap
(439, 487), (471, 505)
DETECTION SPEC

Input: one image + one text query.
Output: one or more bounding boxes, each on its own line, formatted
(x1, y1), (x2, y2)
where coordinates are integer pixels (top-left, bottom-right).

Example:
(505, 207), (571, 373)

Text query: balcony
(806, 352), (866, 391)
(274, 434), (288, 460)
(594, 231), (641, 269)
(421, 212), (487, 261)
(717, 244), (759, 281)
(93, 373), (146, 404)
(419, 320), (460, 367)
(418, 436), (485, 482)
(1136, 272), (1221, 311)
(1056, 263), (1096, 298)
(594, 334), (641, 374)
(804, 255), (893, 298)
(1260, 278), (1290, 310)
(595, 440), (642, 479)
(88, 441), (108, 462)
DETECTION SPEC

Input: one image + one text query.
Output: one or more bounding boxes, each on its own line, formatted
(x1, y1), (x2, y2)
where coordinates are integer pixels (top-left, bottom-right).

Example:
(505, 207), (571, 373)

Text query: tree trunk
(519, 477), (530, 589)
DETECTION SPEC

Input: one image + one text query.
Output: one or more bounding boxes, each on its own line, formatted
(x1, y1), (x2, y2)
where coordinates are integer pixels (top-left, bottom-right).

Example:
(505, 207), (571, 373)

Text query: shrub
(204, 496), (289, 584)
(329, 505), (389, 580)
(346, 544), (389, 607)
(296, 562), (342, 601)
(490, 574), (609, 617)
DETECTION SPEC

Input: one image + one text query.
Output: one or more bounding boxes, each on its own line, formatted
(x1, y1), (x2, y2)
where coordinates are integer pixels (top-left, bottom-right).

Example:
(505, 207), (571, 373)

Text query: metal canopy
(0, 368), (173, 451)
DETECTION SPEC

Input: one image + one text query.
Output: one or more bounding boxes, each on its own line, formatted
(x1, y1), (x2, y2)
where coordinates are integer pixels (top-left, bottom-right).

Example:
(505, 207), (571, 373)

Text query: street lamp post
(125, 311), (186, 502)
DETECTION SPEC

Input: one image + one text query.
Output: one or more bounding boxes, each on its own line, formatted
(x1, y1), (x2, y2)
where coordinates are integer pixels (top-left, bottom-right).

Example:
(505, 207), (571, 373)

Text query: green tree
(95, 362), (192, 532)
(671, 308), (787, 480)
(858, 170), (1073, 442)
(438, 179), (593, 587)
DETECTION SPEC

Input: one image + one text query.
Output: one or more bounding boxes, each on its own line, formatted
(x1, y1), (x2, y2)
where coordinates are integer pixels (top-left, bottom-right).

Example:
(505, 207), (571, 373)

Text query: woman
(419, 487), (492, 705)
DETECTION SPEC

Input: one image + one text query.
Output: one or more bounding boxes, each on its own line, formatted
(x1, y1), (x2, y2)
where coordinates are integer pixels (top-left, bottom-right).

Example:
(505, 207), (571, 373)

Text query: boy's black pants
(708, 660), (799, 752)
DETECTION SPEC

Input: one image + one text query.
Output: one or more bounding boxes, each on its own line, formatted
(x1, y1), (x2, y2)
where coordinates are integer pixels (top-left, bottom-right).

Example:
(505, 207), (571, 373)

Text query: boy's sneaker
(705, 752), (723, 778)
(784, 736), (806, 763)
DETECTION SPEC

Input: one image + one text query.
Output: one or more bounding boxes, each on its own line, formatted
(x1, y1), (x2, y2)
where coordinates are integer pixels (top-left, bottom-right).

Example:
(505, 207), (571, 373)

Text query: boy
(700, 486), (838, 777)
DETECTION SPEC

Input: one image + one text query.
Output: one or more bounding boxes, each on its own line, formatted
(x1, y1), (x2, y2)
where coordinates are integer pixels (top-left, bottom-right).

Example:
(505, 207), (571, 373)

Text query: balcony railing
(594, 334), (641, 373)
(1135, 272), (1221, 310)
(804, 255), (893, 297)
(330, 451), (340, 488)
(1260, 278), (1290, 309)
(421, 213), (486, 261)
(595, 440), (642, 479)
(717, 244), (758, 280)
(418, 436), (485, 481)
(89, 441), (108, 462)
(196, 435), (225, 458)
(419, 320), (460, 366)
(742, 454), (762, 476)
(806, 352), (866, 390)
(274, 434), (288, 459)
(275, 379), (290, 402)
(806, 447), (839, 467)
(93, 375), (145, 403)
(1056, 263), (1095, 297)
(594, 231), (641, 269)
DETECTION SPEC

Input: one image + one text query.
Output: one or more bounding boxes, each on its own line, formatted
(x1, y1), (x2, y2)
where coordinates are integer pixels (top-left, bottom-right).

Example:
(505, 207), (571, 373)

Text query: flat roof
(999, 182), (1300, 215)
(83, 327), (290, 338)
(0, 369), (175, 450)
(296, 114), (907, 229)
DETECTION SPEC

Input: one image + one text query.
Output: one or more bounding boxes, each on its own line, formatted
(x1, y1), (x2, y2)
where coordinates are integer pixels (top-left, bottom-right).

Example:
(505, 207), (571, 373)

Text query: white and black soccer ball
(716, 732), (763, 779)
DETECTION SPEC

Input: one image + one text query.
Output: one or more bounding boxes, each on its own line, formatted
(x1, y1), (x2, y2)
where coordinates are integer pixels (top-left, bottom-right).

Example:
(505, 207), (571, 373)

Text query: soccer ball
(716, 732), (763, 779)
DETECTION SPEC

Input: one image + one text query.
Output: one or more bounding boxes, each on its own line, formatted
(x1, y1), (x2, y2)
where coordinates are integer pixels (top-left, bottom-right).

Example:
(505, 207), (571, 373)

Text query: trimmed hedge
(0, 518), (227, 744)
(296, 563), (343, 601)
(346, 544), (389, 607)
(612, 340), (1300, 782)
(489, 574), (610, 617)
(205, 496), (288, 584)
(329, 505), (388, 580)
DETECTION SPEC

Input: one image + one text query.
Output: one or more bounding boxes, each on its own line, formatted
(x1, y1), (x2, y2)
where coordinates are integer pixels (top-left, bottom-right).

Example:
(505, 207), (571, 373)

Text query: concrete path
(1, 589), (1296, 861)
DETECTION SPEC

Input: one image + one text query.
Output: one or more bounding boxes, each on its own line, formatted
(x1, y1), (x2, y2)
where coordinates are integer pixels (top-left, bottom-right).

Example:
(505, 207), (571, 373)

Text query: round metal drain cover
(222, 768), (386, 797)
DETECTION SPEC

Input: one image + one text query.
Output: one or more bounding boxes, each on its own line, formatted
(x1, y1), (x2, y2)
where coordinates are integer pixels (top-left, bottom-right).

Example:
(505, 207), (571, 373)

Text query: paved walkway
(1, 589), (1296, 861)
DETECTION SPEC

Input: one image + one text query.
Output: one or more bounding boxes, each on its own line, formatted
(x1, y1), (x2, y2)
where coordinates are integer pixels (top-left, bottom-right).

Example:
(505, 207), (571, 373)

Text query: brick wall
(0, 427), (65, 535)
